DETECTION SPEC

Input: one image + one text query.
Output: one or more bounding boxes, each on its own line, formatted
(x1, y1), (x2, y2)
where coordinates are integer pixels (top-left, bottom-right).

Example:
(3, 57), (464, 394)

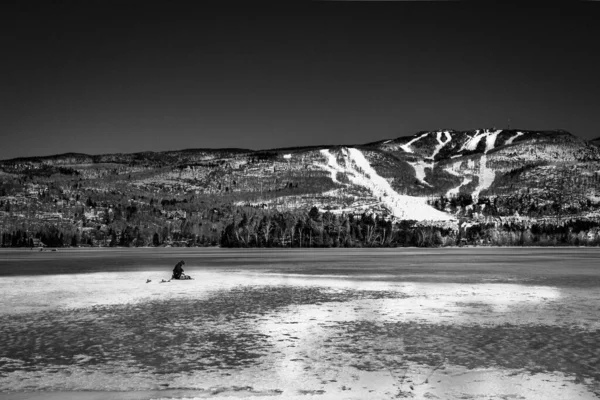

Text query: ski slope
(319, 149), (346, 184)
(505, 131), (524, 145)
(485, 130), (502, 153)
(447, 177), (472, 197)
(319, 148), (453, 221)
(459, 129), (502, 153)
(428, 131), (452, 160)
(471, 154), (496, 200)
(400, 132), (429, 153)
(407, 160), (432, 187)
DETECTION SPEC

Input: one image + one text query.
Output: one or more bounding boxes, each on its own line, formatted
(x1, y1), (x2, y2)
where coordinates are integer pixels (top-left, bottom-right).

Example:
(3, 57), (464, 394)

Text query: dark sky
(2, 1), (600, 159)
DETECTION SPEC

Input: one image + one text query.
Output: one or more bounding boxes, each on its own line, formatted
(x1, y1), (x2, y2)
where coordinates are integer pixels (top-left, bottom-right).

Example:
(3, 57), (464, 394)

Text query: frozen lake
(1, 248), (599, 399)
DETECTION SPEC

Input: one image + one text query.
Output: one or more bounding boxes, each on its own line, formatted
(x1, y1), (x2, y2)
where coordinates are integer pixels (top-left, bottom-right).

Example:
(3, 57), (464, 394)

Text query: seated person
(172, 260), (185, 280)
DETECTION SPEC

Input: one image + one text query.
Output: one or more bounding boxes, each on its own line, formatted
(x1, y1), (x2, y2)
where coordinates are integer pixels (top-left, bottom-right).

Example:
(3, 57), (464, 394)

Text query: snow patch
(399, 132), (429, 153)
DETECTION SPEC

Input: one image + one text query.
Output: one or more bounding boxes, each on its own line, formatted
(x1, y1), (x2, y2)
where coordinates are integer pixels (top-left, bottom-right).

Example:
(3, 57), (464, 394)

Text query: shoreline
(0, 244), (599, 253)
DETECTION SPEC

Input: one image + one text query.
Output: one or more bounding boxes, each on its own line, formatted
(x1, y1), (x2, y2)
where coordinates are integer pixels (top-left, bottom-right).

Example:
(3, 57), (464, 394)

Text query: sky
(2, 1), (600, 159)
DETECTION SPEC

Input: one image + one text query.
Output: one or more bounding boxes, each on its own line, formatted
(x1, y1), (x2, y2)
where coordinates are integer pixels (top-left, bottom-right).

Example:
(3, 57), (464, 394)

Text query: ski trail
(400, 132), (429, 153)
(471, 154), (495, 201)
(505, 131), (524, 145)
(405, 130), (451, 187)
(459, 130), (480, 152)
(485, 130), (502, 154)
(444, 167), (461, 177)
(319, 149), (345, 184)
(447, 177), (472, 197)
(340, 148), (452, 220)
(428, 131), (452, 160)
(408, 129), (452, 186)
(407, 161), (432, 187)
(459, 129), (502, 153)
(444, 165), (472, 197)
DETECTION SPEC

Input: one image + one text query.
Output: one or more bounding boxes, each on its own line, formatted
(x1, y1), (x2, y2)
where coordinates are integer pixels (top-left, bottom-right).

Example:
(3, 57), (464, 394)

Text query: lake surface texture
(0, 248), (599, 400)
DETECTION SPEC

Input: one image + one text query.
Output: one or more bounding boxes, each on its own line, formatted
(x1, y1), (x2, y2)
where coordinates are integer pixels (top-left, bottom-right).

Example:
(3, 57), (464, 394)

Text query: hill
(2, 129), (600, 248)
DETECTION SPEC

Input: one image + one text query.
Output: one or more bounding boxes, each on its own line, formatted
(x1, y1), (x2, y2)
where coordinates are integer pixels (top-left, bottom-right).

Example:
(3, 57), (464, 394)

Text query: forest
(3, 204), (600, 249)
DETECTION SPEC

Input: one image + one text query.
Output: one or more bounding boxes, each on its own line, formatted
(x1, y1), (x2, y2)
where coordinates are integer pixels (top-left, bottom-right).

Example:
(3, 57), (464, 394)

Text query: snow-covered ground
(319, 148), (453, 221)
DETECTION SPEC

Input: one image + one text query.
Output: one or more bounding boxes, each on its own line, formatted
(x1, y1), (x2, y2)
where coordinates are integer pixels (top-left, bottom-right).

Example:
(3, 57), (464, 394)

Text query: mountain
(1, 129), (600, 247)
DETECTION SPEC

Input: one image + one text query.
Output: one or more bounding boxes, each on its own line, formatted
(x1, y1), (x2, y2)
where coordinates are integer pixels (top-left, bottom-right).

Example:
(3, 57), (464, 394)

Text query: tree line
(2, 207), (600, 248)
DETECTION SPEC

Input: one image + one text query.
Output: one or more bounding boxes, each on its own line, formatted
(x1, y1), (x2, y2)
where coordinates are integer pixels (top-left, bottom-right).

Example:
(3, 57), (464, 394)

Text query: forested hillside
(2, 129), (600, 248)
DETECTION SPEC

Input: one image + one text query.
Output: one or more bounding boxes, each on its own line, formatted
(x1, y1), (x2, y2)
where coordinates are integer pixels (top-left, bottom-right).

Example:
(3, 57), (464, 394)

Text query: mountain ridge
(1, 128), (590, 163)
(1, 127), (600, 248)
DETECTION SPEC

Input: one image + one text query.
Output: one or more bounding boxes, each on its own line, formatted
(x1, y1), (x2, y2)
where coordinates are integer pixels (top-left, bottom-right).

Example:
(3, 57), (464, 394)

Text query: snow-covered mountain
(2, 129), (600, 223)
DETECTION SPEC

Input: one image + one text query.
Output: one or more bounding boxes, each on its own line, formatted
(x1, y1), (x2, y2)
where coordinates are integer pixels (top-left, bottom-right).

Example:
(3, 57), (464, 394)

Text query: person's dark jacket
(172, 261), (184, 279)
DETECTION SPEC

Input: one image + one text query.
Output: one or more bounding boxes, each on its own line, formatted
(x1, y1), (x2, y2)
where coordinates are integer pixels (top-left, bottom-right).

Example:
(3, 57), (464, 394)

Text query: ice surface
(2, 249), (600, 399)
(2, 271), (599, 399)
